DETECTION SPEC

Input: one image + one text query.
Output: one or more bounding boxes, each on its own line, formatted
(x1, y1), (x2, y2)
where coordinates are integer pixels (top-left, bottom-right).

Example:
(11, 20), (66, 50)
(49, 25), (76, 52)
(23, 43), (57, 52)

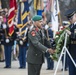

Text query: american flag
(8, 0), (17, 36)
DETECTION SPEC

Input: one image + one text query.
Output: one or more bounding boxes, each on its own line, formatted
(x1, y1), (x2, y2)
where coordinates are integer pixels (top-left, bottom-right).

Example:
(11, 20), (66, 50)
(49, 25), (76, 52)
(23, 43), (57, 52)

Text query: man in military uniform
(2, 24), (17, 68)
(65, 8), (76, 75)
(17, 30), (28, 69)
(27, 15), (55, 75)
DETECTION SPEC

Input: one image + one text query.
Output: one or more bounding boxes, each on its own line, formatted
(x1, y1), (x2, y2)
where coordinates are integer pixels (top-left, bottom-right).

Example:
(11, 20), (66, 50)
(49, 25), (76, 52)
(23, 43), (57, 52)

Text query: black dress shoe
(61, 68), (68, 71)
(46, 68), (51, 70)
(65, 68), (68, 71)
(19, 67), (22, 68)
(50, 68), (53, 70)
(19, 67), (25, 69)
(0, 60), (5, 62)
(46, 68), (53, 70)
(4, 66), (11, 68)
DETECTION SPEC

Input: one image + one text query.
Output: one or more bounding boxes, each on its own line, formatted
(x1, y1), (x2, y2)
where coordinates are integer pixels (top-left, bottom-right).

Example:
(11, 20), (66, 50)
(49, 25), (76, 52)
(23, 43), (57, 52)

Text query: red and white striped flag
(8, 0), (17, 36)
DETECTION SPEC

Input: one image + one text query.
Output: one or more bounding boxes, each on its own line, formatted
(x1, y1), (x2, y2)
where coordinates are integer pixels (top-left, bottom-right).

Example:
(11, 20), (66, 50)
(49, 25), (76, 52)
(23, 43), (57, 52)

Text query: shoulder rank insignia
(31, 31), (36, 36)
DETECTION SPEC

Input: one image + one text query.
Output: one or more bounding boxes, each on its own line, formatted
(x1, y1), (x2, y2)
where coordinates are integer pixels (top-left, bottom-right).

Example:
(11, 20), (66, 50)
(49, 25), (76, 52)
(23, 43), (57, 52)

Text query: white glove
(45, 24), (49, 30)
(66, 30), (71, 35)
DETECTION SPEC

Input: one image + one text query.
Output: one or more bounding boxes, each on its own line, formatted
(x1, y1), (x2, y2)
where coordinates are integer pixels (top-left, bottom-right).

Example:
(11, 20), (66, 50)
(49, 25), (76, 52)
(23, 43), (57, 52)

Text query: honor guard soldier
(2, 23), (16, 68)
(65, 8), (76, 75)
(17, 27), (28, 69)
(27, 15), (55, 75)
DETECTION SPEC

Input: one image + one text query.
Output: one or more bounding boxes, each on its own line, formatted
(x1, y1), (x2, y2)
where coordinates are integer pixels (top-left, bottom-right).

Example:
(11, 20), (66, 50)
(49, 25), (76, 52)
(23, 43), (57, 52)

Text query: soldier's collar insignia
(35, 28), (39, 32)
(31, 31), (36, 36)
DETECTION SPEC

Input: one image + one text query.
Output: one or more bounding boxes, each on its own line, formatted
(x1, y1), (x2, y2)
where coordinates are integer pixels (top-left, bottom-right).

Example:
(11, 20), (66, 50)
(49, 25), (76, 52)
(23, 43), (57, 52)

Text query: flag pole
(58, 12), (62, 27)
(57, 0), (62, 28)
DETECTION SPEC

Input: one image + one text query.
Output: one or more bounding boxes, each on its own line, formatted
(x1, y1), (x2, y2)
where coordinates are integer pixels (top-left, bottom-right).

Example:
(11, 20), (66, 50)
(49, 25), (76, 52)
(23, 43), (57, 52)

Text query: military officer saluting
(27, 15), (55, 75)
(65, 8), (76, 75)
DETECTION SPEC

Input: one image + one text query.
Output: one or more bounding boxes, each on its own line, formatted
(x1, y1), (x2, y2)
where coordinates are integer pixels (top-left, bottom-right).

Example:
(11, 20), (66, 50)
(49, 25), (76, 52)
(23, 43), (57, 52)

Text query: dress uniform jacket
(2, 25), (17, 68)
(3, 27), (16, 46)
(64, 8), (76, 75)
(69, 23), (76, 59)
(17, 35), (28, 47)
(18, 37), (28, 68)
(67, 22), (76, 75)
(27, 26), (52, 64)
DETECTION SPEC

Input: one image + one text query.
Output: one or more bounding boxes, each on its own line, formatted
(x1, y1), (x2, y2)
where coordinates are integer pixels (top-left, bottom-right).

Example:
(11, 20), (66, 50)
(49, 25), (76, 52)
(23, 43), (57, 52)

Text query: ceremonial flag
(34, 0), (44, 15)
(51, 0), (60, 37)
(46, 0), (51, 12)
(8, 0), (17, 36)
(17, 2), (22, 27)
(17, 0), (29, 35)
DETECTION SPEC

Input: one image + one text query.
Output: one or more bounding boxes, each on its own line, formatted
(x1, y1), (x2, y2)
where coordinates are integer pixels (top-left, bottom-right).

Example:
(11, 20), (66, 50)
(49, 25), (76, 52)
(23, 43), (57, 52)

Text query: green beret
(32, 15), (42, 21)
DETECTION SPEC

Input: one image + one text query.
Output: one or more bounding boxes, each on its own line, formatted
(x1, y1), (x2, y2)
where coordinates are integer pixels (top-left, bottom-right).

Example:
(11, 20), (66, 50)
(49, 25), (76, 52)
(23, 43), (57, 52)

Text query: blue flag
(17, 0), (29, 35)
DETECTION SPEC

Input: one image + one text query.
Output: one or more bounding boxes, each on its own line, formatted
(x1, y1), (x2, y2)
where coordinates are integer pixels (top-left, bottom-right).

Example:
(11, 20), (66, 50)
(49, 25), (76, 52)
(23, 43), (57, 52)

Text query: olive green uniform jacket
(27, 27), (52, 64)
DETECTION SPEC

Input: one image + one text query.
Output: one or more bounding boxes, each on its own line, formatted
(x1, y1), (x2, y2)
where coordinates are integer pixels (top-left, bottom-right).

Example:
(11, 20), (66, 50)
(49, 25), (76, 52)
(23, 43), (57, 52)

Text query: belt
(71, 41), (76, 44)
